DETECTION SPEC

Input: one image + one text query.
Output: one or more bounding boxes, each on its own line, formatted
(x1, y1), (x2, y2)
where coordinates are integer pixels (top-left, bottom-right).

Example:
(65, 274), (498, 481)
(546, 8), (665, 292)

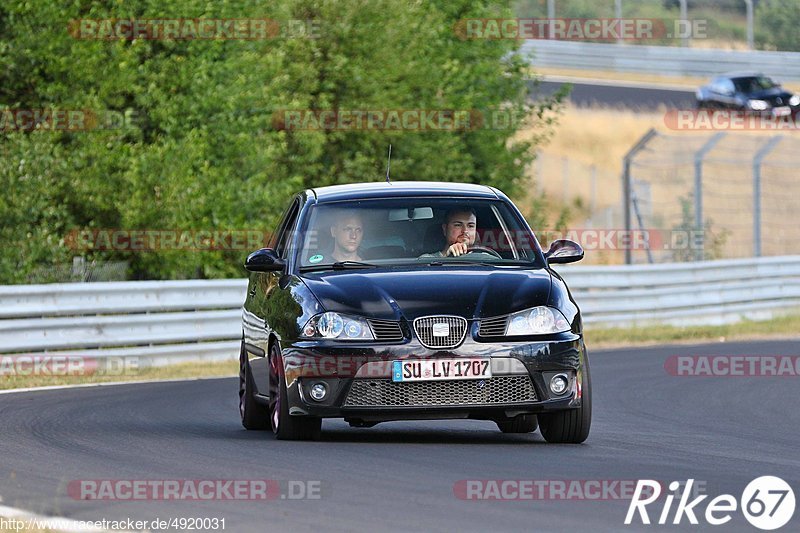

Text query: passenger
(330, 212), (364, 262)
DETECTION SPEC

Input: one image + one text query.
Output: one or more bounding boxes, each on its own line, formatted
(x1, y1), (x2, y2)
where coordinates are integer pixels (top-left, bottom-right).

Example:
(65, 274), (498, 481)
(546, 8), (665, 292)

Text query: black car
(696, 72), (800, 116)
(238, 181), (590, 442)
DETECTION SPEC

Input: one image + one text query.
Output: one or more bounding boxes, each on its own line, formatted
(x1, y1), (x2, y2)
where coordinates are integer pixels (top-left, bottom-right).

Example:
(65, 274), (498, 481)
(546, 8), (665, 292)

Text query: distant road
(529, 76), (697, 110)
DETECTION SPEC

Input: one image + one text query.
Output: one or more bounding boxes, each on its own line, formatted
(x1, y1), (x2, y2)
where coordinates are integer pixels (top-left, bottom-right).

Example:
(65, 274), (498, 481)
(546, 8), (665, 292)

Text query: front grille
(413, 315), (467, 349)
(479, 315), (508, 337)
(368, 319), (404, 341)
(343, 376), (537, 407)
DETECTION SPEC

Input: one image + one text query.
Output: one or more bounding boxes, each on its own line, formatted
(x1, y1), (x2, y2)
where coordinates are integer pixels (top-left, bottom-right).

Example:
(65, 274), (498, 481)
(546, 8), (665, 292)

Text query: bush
(0, 0), (564, 282)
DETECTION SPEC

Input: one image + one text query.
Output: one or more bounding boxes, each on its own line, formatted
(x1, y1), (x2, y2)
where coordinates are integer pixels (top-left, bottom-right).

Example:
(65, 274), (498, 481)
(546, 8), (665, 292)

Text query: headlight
(748, 99), (769, 111)
(789, 94), (800, 107)
(505, 306), (571, 335)
(301, 312), (374, 340)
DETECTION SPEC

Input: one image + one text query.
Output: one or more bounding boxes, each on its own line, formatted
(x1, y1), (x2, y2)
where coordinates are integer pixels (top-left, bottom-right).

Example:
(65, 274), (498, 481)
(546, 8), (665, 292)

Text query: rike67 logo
(626, 477), (795, 530)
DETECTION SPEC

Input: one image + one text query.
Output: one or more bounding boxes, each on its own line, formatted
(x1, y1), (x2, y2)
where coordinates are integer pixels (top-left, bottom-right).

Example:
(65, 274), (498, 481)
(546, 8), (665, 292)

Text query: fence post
(547, 0), (556, 39)
(744, 0), (754, 50)
(622, 128), (657, 265)
(615, 0), (623, 45)
(752, 135), (783, 257)
(679, 0), (689, 47)
(694, 132), (725, 261)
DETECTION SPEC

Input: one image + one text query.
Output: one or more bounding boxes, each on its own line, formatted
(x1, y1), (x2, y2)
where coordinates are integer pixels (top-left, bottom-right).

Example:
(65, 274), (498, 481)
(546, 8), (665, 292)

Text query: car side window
(275, 199), (301, 259)
(721, 79), (735, 95)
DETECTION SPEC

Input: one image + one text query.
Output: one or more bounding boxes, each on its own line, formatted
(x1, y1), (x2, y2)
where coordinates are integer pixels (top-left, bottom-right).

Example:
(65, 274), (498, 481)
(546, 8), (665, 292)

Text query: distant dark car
(696, 73), (800, 116)
(238, 181), (591, 442)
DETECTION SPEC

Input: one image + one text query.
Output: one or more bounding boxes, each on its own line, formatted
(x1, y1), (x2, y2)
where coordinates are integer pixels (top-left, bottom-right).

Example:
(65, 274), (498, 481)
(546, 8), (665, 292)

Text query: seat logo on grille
(432, 322), (450, 337)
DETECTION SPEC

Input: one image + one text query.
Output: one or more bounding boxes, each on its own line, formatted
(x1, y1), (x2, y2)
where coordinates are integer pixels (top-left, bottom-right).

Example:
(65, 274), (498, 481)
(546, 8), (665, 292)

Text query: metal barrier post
(752, 135), (784, 257)
(744, 0), (754, 50)
(622, 128), (657, 264)
(694, 132), (725, 261)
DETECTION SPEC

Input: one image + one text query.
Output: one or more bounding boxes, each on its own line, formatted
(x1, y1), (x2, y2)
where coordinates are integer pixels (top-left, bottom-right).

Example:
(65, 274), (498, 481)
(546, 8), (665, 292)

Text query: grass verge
(587, 313), (800, 349)
(0, 359), (237, 391)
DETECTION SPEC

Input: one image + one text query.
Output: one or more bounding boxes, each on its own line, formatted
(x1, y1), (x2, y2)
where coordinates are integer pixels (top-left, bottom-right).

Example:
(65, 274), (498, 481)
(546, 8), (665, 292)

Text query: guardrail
(557, 255), (800, 327)
(0, 280), (247, 366)
(521, 40), (800, 82)
(0, 256), (797, 363)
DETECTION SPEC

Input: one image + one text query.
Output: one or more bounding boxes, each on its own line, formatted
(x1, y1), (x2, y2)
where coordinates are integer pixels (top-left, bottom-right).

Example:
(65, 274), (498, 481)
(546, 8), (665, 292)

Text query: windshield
(296, 198), (543, 270)
(732, 76), (778, 93)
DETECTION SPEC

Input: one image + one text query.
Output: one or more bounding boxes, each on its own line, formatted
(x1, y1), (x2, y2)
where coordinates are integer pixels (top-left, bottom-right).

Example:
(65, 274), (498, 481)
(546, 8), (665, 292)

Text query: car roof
(718, 72), (765, 80)
(309, 181), (500, 203)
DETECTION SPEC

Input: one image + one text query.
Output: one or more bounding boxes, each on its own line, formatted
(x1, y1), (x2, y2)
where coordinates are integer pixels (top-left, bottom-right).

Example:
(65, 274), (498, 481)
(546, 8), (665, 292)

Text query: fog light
(550, 374), (569, 395)
(309, 382), (327, 401)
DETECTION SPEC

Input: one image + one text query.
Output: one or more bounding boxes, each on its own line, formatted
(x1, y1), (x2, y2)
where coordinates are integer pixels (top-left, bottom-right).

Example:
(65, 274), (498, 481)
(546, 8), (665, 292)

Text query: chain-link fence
(624, 130), (800, 264)
(532, 131), (800, 265)
(532, 151), (626, 264)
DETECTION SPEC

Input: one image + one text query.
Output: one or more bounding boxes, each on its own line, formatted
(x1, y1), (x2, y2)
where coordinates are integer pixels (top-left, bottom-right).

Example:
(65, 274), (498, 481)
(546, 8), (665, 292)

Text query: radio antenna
(385, 144), (392, 184)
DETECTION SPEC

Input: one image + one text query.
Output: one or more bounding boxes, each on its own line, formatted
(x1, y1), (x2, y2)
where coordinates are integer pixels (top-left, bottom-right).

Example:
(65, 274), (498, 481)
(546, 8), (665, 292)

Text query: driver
(426, 208), (478, 257)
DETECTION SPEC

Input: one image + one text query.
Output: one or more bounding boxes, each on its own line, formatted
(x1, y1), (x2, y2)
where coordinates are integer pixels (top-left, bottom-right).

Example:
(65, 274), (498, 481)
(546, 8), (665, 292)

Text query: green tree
(0, 0), (563, 283)
(756, 0), (800, 51)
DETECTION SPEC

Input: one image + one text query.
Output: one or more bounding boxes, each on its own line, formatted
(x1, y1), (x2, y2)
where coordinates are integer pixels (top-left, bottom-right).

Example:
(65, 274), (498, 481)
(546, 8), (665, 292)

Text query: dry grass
(587, 313), (800, 349)
(534, 66), (701, 89)
(520, 104), (800, 211)
(0, 359), (237, 391)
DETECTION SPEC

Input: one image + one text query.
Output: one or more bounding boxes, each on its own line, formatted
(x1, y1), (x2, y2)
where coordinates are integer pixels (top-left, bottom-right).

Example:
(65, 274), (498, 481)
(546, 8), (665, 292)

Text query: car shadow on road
(317, 423), (547, 445)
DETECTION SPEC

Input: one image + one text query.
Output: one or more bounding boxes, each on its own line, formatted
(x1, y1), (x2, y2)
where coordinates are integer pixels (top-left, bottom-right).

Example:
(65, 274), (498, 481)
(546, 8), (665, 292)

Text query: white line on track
(1, 377), (236, 529)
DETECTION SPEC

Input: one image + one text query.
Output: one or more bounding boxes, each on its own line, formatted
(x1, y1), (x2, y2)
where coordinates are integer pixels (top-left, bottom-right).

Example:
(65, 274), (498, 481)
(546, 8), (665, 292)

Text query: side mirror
(544, 239), (584, 264)
(245, 248), (285, 272)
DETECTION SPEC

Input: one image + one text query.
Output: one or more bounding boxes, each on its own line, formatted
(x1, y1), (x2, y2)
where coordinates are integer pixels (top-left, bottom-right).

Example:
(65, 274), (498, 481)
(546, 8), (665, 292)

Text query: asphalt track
(530, 79), (696, 109)
(1, 339), (798, 532)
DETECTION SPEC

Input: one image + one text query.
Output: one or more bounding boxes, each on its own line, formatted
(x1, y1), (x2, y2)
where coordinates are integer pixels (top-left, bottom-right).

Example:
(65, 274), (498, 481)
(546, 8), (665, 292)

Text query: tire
(496, 414), (538, 434)
(239, 339), (271, 430)
(269, 343), (321, 441)
(539, 357), (592, 444)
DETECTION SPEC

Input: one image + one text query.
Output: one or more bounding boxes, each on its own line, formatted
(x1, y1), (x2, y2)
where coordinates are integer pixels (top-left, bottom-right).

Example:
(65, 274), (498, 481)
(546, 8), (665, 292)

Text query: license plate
(392, 358), (491, 382)
(773, 106), (791, 116)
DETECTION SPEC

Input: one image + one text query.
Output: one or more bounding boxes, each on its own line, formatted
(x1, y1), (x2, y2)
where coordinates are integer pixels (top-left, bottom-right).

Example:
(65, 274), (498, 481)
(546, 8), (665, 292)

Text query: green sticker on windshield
(309, 254), (323, 263)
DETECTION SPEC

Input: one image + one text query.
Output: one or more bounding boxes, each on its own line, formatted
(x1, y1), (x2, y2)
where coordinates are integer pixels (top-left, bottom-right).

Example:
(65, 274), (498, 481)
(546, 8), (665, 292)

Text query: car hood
(746, 87), (792, 100)
(300, 267), (552, 320)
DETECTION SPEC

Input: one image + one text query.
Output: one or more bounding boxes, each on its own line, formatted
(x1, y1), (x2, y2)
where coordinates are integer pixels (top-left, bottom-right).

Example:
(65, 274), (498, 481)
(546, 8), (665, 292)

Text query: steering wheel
(466, 246), (502, 258)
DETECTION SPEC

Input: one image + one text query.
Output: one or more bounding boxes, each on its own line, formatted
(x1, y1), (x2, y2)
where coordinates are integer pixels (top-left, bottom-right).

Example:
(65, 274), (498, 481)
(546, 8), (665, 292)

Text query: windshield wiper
(300, 261), (379, 272)
(428, 259), (536, 267)
(331, 261), (378, 269)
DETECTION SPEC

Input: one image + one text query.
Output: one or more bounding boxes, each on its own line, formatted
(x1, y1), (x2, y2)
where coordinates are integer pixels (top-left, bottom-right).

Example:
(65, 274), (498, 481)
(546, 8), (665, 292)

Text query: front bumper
(278, 334), (587, 422)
